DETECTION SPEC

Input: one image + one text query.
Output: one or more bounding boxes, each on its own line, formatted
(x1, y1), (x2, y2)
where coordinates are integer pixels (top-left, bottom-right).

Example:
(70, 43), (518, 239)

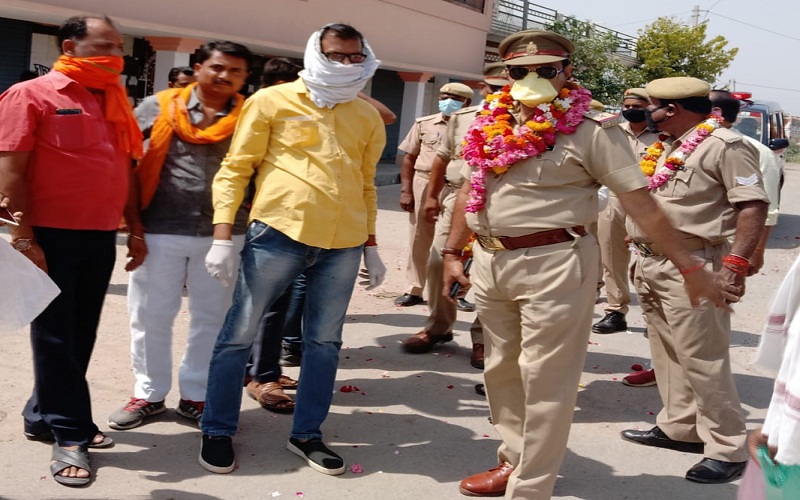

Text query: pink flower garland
(462, 81), (592, 212)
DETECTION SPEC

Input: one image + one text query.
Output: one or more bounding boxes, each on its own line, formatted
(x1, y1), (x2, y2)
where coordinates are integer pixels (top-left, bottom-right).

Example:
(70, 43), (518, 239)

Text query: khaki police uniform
(626, 126), (768, 462)
(398, 113), (448, 297)
(465, 109), (647, 498)
(426, 105), (483, 342)
(598, 122), (659, 315)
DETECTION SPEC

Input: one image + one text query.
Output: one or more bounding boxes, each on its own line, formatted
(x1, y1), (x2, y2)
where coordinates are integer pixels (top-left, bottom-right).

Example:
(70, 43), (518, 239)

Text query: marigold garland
(461, 81), (592, 212)
(641, 115), (722, 190)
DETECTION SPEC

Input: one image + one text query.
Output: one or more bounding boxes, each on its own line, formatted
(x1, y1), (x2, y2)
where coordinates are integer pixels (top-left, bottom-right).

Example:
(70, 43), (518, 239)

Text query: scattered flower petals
(350, 464), (364, 474)
(447, 385), (455, 389)
(365, 358), (373, 362)
(647, 411), (654, 415)
(394, 449), (400, 455)
(482, 434), (490, 438)
(296, 493), (304, 498)
(339, 385), (360, 392)
(612, 377), (618, 381)
(381, 371), (390, 378)
(270, 492), (281, 498)
(631, 364), (644, 371)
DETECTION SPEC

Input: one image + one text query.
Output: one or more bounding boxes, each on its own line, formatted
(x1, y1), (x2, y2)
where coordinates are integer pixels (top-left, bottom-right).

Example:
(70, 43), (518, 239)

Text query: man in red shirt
(0, 15), (144, 487)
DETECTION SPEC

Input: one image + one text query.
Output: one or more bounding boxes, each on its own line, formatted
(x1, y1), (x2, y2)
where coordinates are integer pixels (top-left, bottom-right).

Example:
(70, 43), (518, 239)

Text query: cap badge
(526, 42), (539, 55)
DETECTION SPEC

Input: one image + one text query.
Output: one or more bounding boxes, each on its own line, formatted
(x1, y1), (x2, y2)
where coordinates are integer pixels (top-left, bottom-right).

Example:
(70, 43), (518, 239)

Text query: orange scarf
(53, 55), (143, 160)
(135, 83), (244, 209)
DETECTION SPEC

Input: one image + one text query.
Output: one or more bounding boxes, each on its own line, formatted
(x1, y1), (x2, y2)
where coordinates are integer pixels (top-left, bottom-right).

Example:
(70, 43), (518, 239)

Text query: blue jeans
(247, 274), (305, 383)
(202, 222), (362, 439)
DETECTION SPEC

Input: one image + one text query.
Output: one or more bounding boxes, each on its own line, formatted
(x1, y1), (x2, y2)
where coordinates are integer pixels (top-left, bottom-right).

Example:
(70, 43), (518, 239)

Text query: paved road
(1, 165), (798, 499)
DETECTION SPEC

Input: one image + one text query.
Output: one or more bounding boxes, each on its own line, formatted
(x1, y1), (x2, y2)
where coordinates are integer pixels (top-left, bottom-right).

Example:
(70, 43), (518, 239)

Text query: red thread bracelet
(679, 262), (705, 275)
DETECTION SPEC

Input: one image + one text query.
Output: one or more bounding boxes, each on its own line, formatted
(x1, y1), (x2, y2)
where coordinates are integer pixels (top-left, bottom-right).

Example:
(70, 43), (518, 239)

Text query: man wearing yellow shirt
(198, 23), (387, 476)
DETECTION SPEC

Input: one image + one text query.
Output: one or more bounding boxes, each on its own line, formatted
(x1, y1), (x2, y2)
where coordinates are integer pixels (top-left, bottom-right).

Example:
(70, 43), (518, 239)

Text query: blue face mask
(438, 98), (464, 116)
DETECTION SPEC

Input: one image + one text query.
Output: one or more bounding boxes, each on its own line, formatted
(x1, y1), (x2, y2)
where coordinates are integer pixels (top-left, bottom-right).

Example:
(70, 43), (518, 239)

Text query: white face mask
(509, 73), (558, 107)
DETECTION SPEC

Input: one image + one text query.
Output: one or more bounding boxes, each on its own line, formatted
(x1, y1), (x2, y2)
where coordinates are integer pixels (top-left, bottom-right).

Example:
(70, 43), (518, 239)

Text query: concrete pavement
(1, 165), (798, 499)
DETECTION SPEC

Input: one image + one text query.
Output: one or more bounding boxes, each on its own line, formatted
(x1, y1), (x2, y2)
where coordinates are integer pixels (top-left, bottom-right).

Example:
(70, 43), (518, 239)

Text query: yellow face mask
(509, 72), (558, 107)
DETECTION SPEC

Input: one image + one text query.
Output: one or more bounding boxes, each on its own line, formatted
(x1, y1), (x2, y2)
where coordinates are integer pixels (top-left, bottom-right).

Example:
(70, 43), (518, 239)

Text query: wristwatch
(11, 238), (33, 251)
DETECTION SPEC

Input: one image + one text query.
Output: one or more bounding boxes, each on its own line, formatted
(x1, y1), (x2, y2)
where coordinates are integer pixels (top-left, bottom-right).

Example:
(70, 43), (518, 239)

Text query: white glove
(361, 245), (386, 290)
(205, 240), (237, 288)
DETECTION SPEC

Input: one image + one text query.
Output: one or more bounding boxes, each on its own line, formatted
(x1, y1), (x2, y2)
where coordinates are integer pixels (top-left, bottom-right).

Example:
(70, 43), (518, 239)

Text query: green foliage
(635, 17), (738, 83)
(786, 142), (800, 163)
(549, 17), (639, 106)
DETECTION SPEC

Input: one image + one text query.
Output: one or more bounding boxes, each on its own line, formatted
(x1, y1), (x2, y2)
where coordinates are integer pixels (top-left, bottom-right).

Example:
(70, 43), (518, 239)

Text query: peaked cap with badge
(623, 87), (650, 103)
(483, 62), (508, 87)
(498, 29), (575, 66)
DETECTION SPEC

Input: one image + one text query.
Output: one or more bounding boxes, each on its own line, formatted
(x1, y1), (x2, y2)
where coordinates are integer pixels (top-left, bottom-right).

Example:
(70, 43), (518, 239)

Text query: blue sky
(548, 0), (800, 115)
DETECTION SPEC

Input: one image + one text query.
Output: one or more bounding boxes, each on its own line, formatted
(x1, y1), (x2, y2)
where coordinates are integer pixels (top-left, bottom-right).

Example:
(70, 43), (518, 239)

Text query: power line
(610, 12), (690, 29)
(735, 82), (800, 94)
(706, 11), (800, 42)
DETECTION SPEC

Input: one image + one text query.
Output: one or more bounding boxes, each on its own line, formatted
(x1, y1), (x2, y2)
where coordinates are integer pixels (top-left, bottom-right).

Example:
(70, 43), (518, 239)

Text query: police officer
(402, 64), (507, 365)
(621, 77), (768, 484)
(442, 31), (734, 499)
(395, 82), (473, 307)
(593, 88), (660, 337)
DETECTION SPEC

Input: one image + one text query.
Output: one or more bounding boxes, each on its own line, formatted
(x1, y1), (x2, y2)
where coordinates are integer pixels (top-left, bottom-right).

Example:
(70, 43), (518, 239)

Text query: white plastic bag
(0, 238), (60, 332)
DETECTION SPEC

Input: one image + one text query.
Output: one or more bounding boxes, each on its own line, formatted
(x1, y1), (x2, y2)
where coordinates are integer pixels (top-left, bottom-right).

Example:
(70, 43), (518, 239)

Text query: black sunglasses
(323, 52), (367, 64)
(507, 66), (564, 81)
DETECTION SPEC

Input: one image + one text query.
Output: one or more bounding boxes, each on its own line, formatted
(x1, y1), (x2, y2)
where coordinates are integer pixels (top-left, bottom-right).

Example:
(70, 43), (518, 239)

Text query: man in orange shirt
(0, 15), (144, 486)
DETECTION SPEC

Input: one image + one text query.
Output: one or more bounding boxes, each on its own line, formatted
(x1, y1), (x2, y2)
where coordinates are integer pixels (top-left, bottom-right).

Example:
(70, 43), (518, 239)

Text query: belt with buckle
(633, 237), (717, 257)
(476, 226), (587, 251)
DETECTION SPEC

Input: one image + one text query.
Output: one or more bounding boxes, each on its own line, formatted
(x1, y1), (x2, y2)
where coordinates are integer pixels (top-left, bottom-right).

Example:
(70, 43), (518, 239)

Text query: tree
(549, 17), (641, 106)
(636, 17), (737, 83)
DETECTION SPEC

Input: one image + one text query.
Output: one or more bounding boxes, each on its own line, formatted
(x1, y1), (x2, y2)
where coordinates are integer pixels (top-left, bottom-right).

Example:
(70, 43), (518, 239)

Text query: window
(442, 0), (485, 13)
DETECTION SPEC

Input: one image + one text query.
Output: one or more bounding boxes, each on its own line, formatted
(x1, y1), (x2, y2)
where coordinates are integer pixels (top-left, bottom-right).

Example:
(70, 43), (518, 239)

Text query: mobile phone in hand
(0, 206), (19, 226)
(448, 257), (473, 299)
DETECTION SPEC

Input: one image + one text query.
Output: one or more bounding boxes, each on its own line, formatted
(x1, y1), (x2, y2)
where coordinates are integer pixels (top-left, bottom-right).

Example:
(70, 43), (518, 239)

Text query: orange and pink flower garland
(461, 81), (592, 212)
(640, 115), (722, 190)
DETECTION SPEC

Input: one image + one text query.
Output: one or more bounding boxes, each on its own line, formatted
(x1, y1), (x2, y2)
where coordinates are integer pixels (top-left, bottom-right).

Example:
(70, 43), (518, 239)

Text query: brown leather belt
(633, 237), (721, 257)
(477, 226), (587, 251)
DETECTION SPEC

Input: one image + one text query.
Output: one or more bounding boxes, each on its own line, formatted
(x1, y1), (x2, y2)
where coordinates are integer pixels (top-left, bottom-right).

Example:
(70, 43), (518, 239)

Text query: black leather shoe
(591, 311), (627, 334)
(621, 426), (704, 454)
(394, 293), (423, 307)
(685, 458), (746, 483)
(457, 298), (476, 312)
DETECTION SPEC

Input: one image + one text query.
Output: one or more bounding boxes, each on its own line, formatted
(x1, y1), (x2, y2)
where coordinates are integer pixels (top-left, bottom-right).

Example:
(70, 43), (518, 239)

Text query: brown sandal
(246, 381), (295, 413)
(278, 374), (299, 390)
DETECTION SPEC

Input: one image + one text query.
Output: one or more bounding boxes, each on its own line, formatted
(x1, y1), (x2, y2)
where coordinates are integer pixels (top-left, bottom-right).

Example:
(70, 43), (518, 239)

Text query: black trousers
(22, 227), (116, 447)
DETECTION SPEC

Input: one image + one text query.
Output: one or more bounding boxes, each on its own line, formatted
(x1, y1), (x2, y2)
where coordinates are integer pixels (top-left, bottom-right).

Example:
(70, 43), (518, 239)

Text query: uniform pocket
(39, 114), (98, 151)
(530, 148), (568, 183)
(670, 167), (694, 198)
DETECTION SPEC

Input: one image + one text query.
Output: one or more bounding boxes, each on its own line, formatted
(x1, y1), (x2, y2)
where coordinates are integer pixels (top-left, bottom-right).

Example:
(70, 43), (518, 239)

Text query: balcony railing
(490, 0), (638, 63)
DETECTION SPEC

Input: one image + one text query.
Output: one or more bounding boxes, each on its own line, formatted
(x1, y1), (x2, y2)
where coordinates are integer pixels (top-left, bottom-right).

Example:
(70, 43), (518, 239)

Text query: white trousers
(128, 233), (244, 402)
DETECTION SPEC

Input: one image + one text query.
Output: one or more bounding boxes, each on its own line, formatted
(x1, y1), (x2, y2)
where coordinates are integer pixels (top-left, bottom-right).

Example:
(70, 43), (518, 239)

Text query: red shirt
(0, 71), (129, 230)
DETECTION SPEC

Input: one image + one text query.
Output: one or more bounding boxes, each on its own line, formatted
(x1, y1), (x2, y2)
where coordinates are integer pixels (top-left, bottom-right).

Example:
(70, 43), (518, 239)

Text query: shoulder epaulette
(712, 127), (744, 144)
(416, 113), (441, 123)
(583, 110), (620, 128)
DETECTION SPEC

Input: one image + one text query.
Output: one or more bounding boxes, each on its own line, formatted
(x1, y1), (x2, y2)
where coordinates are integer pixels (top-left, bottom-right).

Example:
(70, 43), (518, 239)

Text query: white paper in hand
(0, 239), (60, 332)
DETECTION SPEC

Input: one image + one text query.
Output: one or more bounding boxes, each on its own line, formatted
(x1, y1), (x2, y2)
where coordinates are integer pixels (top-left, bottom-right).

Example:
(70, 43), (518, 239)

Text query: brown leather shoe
(470, 343), (485, 369)
(402, 329), (454, 354)
(459, 462), (514, 497)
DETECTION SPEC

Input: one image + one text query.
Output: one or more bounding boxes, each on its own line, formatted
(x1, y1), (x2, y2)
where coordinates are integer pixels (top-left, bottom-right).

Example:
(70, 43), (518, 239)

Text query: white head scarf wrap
(299, 24), (380, 109)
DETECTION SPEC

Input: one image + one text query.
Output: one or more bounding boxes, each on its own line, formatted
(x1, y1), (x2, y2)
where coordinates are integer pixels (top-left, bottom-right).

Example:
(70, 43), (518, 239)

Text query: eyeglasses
(323, 52), (367, 64)
(507, 66), (564, 81)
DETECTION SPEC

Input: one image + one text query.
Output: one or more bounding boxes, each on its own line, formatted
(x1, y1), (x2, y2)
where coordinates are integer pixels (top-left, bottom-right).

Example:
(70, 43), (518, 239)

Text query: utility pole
(691, 5), (700, 27)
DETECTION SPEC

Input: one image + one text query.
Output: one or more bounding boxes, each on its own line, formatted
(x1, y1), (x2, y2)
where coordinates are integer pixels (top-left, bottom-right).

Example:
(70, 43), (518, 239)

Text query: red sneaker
(623, 368), (656, 387)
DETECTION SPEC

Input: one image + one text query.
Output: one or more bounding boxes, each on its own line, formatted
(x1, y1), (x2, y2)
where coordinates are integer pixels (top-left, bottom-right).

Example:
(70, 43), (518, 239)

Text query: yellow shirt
(212, 79), (386, 249)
